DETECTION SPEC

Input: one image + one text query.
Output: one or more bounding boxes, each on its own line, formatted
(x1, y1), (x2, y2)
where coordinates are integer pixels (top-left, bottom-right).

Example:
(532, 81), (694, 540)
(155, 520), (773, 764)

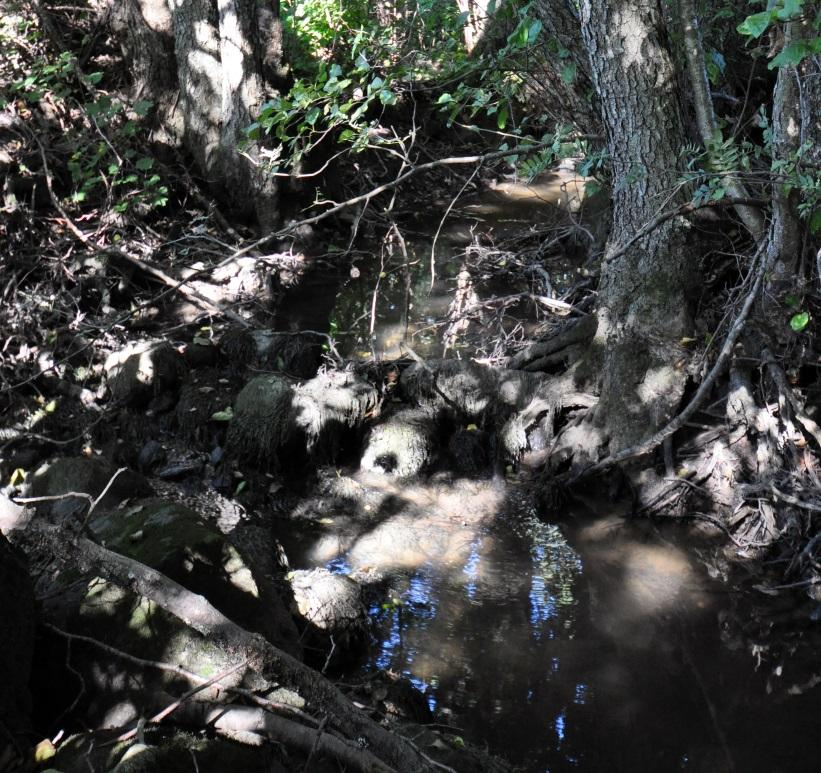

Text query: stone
(30, 457), (153, 520)
(105, 340), (186, 406)
(361, 407), (438, 477)
(289, 567), (366, 635)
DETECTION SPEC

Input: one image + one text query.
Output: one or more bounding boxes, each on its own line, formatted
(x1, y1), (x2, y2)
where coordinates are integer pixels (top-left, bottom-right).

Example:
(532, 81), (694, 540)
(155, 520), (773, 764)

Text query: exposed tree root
(13, 519), (440, 773)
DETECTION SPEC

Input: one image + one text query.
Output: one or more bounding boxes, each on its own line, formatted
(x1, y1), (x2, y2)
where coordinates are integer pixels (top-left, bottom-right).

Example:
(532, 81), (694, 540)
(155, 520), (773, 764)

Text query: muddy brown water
(277, 167), (598, 361)
(286, 477), (820, 773)
(280, 171), (820, 771)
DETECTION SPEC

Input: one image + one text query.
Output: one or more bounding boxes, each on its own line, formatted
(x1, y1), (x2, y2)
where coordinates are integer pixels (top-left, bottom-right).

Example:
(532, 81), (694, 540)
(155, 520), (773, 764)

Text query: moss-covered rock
(360, 407), (438, 477)
(30, 456), (153, 520)
(400, 361), (560, 463)
(228, 370), (378, 467)
(105, 339), (187, 406)
(292, 370), (378, 455)
(401, 359), (496, 418)
(219, 325), (256, 369)
(253, 330), (323, 378)
(227, 373), (294, 465)
(88, 498), (259, 626)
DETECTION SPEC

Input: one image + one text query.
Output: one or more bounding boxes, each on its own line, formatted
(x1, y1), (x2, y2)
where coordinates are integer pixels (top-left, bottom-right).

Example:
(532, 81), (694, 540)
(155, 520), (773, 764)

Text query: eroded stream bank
(6, 165), (821, 773)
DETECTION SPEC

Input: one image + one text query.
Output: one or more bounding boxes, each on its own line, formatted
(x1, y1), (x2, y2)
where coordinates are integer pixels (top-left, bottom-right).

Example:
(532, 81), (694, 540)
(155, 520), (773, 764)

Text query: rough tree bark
(578, 0), (698, 452)
(767, 8), (821, 284)
(115, 0), (284, 225)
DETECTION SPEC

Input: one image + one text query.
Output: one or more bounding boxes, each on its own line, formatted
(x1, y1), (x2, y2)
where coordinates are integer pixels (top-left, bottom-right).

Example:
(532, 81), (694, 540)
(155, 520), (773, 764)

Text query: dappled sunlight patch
(484, 167), (590, 212)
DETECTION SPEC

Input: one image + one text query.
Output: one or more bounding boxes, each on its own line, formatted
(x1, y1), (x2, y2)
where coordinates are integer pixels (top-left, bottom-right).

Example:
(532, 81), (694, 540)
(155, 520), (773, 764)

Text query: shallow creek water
(280, 169), (819, 771)
(276, 167), (595, 360)
(287, 477), (819, 773)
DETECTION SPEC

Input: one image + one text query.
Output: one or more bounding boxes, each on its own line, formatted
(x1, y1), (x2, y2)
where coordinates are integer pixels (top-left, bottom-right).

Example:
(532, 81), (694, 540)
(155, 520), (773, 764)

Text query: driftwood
(17, 519), (437, 772)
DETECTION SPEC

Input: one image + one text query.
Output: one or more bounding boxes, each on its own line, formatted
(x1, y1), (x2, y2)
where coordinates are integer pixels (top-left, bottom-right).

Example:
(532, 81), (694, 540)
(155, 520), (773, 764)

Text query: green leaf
(784, 293), (800, 308)
(768, 39), (821, 69)
(85, 72), (103, 85)
(210, 407), (234, 422)
(378, 88), (397, 106)
(304, 106), (321, 125)
(132, 99), (153, 117)
(737, 11), (774, 39)
(584, 179), (602, 197)
(135, 157), (154, 171)
(496, 105), (509, 130)
(790, 311), (810, 332)
(560, 62), (577, 84)
(776, 0), (803, 21)
(437, 92), (453, 105)
(527, 20), (542, 44)
(809, 209), (821, 234)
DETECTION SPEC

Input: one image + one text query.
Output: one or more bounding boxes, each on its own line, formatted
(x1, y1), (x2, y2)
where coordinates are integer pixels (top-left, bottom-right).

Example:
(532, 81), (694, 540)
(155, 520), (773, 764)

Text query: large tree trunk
(579, 0), (697, 452)
(768, 10), (821, 287)
(116, 0), (283, 226)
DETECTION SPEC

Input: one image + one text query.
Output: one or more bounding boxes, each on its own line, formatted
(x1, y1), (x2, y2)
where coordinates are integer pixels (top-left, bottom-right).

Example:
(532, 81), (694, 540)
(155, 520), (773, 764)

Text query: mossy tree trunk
(579, 0), (697, 452)
(116, 0), (284, 226)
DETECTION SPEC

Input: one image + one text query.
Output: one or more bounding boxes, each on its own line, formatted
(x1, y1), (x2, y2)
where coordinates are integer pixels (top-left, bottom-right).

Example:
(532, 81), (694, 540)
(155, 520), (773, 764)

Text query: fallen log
(15, 519), (438, 772)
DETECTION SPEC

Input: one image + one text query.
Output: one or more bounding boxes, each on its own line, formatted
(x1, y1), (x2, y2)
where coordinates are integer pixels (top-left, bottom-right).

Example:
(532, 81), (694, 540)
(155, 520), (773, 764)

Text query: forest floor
(4, 4), (821, 771)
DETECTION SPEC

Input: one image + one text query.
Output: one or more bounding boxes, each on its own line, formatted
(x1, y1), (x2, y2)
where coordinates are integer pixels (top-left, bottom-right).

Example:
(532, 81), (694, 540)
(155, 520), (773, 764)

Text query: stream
(278, 169), (820, 772)
(286, 480), (819, 773)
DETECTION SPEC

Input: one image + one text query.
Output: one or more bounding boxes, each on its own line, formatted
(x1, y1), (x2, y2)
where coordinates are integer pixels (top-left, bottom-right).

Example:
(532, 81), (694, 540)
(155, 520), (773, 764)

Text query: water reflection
(355, 507), (820, 771)
(300, 483), (821, 771)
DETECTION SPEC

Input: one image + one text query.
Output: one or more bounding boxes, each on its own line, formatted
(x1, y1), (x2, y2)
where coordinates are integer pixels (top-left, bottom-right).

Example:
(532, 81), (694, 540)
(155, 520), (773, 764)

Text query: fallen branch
(175, 701), (397, 773)
(42, 623), (315, 724)
(117, 660), (249, 743)
(18, 520), (437, 772)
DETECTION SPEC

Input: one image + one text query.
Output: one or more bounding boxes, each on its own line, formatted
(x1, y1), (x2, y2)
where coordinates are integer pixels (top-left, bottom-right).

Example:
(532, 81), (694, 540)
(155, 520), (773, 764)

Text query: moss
(89, 499), (222, 570)
(402, 359), (496, 418)
(219, 325), (256, 368)
(227, 373), (294, 465)
(88, 498), (260, 626)
(228, 370), (377, 467)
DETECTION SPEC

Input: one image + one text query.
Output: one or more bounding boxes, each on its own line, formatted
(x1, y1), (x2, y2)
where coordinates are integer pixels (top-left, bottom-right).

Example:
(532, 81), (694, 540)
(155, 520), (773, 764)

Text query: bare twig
(116, 660), (250, 743)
